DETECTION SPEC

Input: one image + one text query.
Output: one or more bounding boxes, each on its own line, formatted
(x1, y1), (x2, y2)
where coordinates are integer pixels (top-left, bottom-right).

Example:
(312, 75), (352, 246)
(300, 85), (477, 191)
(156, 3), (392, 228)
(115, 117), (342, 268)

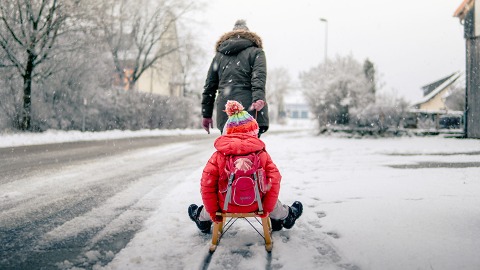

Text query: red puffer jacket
(201, 133), (281, 219)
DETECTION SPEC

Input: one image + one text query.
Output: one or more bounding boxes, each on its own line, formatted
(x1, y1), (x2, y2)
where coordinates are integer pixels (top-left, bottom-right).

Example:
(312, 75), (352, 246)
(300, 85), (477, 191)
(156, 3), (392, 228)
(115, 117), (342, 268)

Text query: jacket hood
(215, 30), (263, 55)
(214, 133), (265, 156)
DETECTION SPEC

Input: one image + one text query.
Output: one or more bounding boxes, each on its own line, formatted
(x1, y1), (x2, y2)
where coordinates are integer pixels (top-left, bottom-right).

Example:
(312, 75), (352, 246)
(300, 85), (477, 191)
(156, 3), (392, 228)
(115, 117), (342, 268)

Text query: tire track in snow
(0, 137), (213, 269)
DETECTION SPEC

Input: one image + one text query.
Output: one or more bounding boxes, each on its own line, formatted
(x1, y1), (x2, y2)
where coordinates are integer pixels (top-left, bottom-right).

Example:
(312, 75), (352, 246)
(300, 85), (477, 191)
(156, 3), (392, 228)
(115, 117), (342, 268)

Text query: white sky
(194, 0), (466, 103)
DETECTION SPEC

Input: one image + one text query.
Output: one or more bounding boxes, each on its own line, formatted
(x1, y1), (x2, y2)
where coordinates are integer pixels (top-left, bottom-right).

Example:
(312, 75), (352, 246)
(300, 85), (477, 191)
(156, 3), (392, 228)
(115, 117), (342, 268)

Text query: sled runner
(210, 212), (273, 253)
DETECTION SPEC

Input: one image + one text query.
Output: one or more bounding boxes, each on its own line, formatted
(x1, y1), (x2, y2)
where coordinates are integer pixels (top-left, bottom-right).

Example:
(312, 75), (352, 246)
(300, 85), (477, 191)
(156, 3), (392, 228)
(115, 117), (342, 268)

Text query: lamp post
(82, 98), (87, 132)
(319, 18), (328, 63)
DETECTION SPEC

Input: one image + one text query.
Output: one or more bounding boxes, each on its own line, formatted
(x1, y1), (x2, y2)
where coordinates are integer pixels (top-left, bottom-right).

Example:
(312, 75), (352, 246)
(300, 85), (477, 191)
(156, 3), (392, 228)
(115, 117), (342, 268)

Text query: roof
(421, 73), (458, 96)
(413, 71), (463, 107)
(453, 0), (474, 19)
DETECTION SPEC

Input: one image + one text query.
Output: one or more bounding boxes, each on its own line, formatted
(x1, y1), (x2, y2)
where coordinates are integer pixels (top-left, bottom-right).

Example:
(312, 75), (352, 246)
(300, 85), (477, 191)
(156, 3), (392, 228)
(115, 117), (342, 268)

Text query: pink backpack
(220, 152), (270, 212)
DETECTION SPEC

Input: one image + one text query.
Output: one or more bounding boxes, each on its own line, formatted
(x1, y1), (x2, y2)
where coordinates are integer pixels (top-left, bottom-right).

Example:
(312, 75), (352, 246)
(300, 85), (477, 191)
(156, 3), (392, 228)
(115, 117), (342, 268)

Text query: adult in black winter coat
(201, 20), (269, 137)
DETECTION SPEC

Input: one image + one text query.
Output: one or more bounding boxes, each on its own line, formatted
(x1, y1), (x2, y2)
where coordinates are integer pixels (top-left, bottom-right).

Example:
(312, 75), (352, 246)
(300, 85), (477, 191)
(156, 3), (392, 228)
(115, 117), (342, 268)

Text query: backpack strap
(223, 155), (237, 211)
(223, 171), (235, 211)
(254, 150), (265, 213)
(253, 172), (263, 213)
(248, 151), (264, 213)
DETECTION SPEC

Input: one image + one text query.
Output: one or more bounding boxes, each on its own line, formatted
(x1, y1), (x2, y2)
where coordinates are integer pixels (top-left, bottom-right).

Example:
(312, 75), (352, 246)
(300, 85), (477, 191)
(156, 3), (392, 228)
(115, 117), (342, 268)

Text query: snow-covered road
(1, 129), (480, 270)
(0, 135), (215, 269)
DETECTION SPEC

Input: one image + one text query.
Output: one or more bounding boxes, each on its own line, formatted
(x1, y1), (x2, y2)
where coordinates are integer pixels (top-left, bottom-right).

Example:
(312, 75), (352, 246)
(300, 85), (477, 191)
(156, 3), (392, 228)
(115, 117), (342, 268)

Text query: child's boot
(283, 201), (303, 229)
(188, 204), (212, 233)
(270, 218), (284, 231)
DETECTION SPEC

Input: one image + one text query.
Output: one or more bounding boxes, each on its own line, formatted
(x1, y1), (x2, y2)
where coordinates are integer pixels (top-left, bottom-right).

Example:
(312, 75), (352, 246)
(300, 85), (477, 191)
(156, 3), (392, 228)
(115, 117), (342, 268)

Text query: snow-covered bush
(301, 55), (410, 136)
(301, 55), (375, 127)
(0, 69), (22, 130)
(1, 47), (200, 132)
(28, 86), (199, 132)
(349, 92), (409, 132)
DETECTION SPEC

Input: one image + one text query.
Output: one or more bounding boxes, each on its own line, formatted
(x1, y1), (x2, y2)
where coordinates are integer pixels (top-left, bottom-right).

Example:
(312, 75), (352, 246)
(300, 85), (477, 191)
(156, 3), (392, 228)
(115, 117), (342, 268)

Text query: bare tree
(94, 0), (193, 91)
(266, 68), (291, 124)
(177, 31), (205, 98)
(0, 0), (81, 130)
(444, 84), (465, 111)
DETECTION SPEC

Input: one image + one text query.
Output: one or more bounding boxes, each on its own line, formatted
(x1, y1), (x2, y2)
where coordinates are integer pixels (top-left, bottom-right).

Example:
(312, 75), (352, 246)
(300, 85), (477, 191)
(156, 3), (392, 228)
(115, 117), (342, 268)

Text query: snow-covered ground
(2, 122), (480, 270)
(0, 128), (206, 148)
(0, 122), (308, 148)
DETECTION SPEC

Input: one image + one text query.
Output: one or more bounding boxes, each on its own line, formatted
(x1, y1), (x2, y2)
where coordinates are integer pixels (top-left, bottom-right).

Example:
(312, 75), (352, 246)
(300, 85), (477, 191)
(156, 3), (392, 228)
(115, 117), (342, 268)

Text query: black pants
(258, 126), (268, 138)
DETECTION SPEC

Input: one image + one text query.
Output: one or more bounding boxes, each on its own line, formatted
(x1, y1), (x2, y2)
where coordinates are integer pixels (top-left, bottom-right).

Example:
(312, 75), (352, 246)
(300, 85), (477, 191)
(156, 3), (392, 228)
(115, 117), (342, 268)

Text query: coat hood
(215, 30), (263, 55)
(214, 133), (265, 156)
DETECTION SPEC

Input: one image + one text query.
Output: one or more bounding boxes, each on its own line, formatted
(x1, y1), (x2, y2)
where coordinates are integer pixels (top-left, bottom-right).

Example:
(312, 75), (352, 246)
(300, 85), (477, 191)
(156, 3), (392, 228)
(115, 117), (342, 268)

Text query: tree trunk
(127, 76), (136, 91)
(22, 54), (35, 131)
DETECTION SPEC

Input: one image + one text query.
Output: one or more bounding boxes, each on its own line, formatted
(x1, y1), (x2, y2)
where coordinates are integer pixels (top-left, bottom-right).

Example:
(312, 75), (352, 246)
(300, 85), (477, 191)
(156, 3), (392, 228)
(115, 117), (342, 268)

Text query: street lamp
(82, 98), (87, 132)
(319, 18), (328, 63)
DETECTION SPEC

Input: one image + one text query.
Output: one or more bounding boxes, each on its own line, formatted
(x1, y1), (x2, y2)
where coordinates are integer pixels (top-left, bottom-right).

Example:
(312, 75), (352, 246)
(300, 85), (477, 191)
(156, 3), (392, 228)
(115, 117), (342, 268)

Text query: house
(136, 14), (184, 97)
(412, 71), (464, 111)
(406, 71), (465, 129)
(284, 91), (310, 119)
(112, 12), (185, 97)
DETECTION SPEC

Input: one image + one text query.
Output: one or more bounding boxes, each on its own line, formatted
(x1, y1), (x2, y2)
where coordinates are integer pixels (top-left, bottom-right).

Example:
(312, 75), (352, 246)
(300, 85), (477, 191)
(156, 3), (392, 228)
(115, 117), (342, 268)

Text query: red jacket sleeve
(200, 152), (222, 215)
(260, 151), (281, 213)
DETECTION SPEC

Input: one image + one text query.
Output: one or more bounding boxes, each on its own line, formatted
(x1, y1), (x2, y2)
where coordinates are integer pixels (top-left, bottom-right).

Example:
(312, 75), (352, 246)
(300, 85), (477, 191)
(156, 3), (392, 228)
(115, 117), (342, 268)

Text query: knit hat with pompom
(232, 19), (249, 31)
(223, 100), (259, 136)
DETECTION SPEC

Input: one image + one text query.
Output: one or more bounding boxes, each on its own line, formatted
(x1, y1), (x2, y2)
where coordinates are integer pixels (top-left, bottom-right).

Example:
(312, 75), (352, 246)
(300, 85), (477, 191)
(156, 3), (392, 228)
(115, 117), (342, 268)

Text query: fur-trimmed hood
(215, 30), (263, 55)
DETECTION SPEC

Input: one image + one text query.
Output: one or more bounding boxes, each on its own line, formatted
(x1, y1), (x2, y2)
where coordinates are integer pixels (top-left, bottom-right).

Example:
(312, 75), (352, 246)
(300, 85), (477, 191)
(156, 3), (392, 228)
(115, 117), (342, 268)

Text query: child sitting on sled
(188, 100), (303, 233)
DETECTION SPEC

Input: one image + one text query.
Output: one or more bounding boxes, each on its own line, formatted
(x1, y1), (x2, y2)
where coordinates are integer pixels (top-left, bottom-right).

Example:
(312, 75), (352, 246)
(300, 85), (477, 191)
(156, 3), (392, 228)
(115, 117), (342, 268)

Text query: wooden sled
(210, 212), (273, 253)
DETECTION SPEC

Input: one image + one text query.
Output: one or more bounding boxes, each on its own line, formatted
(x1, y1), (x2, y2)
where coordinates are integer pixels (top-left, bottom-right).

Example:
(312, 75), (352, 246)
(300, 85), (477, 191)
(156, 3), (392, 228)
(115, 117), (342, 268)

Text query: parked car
(439, 114), (462, 129)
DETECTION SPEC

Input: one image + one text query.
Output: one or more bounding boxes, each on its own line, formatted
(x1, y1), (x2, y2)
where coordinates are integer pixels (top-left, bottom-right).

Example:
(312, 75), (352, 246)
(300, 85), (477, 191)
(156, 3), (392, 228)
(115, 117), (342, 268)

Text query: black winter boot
(270, 218), (284, 231)
(188, 204), (212, 233)
(283, 201), (303, 229)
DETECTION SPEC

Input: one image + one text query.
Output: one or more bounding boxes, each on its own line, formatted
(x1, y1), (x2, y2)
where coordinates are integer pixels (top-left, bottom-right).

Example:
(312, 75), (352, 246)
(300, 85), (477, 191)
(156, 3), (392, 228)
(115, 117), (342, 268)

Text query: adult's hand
(202, 118), (213, 134)
(249, 100), (265, 111)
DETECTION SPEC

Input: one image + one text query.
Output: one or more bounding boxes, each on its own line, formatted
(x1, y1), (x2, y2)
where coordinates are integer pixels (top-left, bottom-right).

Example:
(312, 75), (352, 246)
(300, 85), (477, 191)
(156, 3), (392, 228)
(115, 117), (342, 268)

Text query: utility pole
(82, 98), (87, 132)
(320, 18), (328, 63)
(454, 0), (480, 138)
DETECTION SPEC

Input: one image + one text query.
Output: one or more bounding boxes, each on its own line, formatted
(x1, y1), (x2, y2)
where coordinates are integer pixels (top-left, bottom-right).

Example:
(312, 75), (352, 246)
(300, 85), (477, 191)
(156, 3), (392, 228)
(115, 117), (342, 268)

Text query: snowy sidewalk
(0, 123), (307, 148)
(101, 131), (480, 270)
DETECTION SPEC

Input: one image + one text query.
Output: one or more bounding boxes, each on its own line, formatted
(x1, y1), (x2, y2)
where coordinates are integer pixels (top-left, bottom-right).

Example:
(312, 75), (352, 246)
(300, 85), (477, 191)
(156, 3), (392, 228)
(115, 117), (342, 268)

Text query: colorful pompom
(224, 100), (244, 116)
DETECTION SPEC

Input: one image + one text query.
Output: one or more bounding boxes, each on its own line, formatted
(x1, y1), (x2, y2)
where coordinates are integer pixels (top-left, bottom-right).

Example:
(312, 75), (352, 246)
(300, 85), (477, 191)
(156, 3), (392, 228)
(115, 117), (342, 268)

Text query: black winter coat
(201, 30), (268, 133)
